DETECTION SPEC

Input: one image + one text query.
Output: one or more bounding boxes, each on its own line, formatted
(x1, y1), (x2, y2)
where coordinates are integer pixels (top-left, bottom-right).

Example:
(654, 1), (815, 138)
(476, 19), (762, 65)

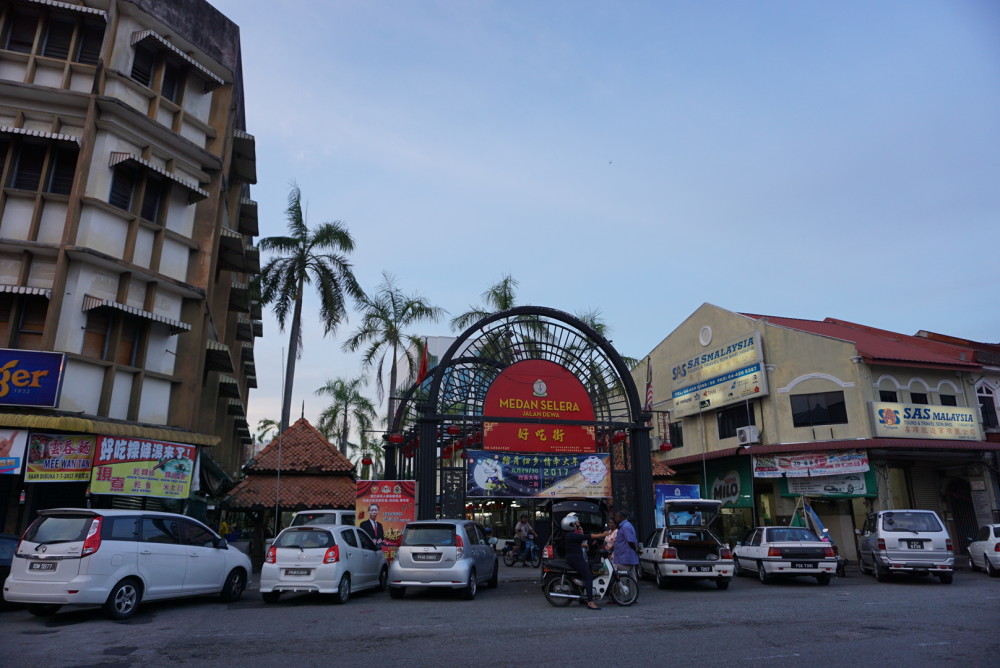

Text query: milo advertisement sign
(703, 459), (752, 508)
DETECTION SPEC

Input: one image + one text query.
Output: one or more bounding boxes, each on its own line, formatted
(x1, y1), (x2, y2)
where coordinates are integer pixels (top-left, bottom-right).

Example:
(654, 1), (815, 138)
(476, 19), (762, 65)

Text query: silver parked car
(966, 523), (1000, 577)
(857, 509), (954, 584)
(388, 519), (498, 600)
(260, 525), (387, 604)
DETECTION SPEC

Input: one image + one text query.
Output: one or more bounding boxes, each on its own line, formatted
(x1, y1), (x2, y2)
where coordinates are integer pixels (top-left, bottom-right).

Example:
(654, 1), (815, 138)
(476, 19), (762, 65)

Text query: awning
(231, 129), (257, 184)
(218, 227), (247, 273)
(0, 412), (219, 446)
(237, 198), (258, 236)
(109, 152), (209, 202)
(228, 281), (250, 312)
(236, 314), (262, 341)
(205, 339), (234, 373)
(218, 374), (241, 399)
(198, 451), (232, 497)
(27, 0), (107, 18)
(0, 126), (80, 145)
(246, 374), (257, 389)
(227, 398), (246, 416)
(131, 30), (225, 90)
(243, 246), (260, 274)
(82, 294), (191, 333)
(0, 284), (51, 298)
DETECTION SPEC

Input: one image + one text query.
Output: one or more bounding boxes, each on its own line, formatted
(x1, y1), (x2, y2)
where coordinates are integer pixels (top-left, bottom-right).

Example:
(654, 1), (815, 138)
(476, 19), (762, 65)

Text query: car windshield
(766, 528), (820, 542)
(401, 525), (455, 546)
(274, 529), (335, 549)
(24, 515), (94, 543)
(291, 513), (343, 526)
(881, 512), (942, 532)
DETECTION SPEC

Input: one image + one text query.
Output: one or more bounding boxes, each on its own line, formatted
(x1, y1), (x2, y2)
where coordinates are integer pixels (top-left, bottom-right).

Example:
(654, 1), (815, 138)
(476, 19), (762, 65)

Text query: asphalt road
(3, 566), (999, 667)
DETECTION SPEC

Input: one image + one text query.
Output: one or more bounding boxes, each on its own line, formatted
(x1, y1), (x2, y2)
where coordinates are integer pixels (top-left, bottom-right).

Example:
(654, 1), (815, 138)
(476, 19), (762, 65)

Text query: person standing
(612, 511), (640, 603)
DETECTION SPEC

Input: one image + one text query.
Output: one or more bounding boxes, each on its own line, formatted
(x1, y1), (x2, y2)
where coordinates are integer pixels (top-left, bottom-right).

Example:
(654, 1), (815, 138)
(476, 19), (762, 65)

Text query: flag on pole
(416, 339), (429, 385)
(644, 357), (654, 411)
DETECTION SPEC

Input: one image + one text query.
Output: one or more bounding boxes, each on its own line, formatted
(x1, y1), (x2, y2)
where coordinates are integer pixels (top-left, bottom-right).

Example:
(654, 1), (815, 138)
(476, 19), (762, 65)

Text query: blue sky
(207, 0), (1000, 437)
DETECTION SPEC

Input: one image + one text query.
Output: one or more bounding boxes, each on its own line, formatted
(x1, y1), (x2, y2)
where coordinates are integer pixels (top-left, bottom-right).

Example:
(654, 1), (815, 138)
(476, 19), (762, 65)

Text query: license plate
(29, 561), (56, 571)
(906, 540), (923, 549)
(689, 566), (712, 572)
(791, 562), (815, 569)
(283, 568), (311, 576)
(413, 553), (439, 561)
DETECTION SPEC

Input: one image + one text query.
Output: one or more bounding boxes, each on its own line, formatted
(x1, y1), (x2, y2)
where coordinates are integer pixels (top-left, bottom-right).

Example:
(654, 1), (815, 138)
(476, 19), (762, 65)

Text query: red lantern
(459, 451), (467, 459)
(361, 456), (373, 466)
(472, 431), (482, 443)
(446, 424), (461, 435)
(442, 446), (452, 458)
(613, 431), (627, 444)
(404, 450), (414, 459)
(659, 443), (672, 452)
(388, 433), (404, 444)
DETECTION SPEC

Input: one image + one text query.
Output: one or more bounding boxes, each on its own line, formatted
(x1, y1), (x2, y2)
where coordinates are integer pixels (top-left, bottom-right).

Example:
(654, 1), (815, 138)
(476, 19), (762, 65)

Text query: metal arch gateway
(384, 306), (654, 537)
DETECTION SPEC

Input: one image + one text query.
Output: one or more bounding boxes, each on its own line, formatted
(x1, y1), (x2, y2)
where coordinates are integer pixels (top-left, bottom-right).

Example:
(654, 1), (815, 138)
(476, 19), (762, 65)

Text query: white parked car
(734, 526), (838, 585)
(260, 524), (387, 604)
(3, 508), (251, 619)
(967, 524), (1000, 577)
(639, 499), (734, 590)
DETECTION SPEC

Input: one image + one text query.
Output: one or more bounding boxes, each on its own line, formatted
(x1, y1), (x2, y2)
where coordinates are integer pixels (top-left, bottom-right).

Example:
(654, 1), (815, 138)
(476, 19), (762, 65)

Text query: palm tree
(352, 430), (384, 480)
(256, 184), (364, 431)
(315, 375), (377, 456)
(342, 272), (444, 431)
(253, 418), (279, 446)
(449, 273), (519, 331)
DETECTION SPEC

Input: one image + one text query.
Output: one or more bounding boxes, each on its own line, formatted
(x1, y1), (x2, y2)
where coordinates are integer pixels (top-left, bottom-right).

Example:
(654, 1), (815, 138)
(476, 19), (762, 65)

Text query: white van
(3, 508), (252, 619)
(289, 509), (356, 527)
(857, 509), (954, 583)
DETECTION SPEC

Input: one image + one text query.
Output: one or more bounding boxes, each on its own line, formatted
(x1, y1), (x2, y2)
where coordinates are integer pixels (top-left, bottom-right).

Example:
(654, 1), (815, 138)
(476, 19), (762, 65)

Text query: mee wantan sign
(482, 359), (596, 454)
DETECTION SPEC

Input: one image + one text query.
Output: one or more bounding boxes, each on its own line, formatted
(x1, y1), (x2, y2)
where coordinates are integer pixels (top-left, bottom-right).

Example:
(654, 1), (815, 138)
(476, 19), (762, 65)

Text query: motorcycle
(503, 538), (542, 568)
(541, 555), (638, 607)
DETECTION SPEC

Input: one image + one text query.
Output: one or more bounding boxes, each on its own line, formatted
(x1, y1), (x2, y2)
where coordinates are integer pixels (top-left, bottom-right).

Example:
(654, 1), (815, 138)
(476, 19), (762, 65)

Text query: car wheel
(859, 556), (872, 576)
(716, 578), (730, 590)
(103, 578), (141, 620)
(220, 568), (247, 602)
(388, 586), (405, 599)
(986, 557), (999, 578)
(378, 566), (389, 592)
(875, 567), (891, 582)
(335, 573), (351, 604)
(654, 567), (666, 589)
(487, 560), (499, 588)
(757, 561), (771, 584)
(816, 573), (831, 586)
(734, 559), (745, 577)
(937, 572), (953, 585)
(462, 569), (477, 600)
(27, 604), (61, 617)
(837, 561), (846, 578)
(261, 591), (281, 604)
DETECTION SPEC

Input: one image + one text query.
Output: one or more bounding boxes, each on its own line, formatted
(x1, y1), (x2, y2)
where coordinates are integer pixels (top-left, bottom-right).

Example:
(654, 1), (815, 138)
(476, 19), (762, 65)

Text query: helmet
(560, 513), (580, 531)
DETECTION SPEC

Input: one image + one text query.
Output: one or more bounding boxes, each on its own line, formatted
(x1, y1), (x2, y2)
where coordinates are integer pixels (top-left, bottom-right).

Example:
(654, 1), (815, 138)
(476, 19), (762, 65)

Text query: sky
(207, 0), (1000, 442)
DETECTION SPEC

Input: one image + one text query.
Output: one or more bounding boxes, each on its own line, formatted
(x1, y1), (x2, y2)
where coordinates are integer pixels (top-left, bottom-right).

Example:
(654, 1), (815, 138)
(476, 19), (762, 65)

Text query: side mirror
(216, 538), (228, 549)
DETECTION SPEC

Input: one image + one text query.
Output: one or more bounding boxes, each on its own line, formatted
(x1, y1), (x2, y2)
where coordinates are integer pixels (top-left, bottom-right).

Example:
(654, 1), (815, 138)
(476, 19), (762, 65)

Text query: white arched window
(978, 384), (999, 429)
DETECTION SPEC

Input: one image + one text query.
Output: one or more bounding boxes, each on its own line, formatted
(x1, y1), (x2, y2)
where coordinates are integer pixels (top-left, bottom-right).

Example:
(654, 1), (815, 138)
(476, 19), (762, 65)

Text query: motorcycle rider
(561, 514), (609, 611)
(513, 513), (537, 565)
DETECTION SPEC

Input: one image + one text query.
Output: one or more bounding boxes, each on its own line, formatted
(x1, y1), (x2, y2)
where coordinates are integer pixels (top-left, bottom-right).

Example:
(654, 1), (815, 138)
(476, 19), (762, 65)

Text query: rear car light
(543, 545), (553, 559)
(82, 517), (103, 556)
(945, 539), (953, 553)
(877, 538), (886, 551)
(994, 543), (1000, 553)
(323, 546), (340, 564)
(719, 548), (733, 560)
(767, 547), (782, 557)
(455, 534), (464, 559)
(823, 546), (835, 558)
(265, 546), (277, 563)
(662, 547), (677, 559)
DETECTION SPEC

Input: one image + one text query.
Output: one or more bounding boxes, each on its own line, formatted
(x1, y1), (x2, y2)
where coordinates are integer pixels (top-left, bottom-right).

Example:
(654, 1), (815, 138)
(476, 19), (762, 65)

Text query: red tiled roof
(224, 474), (356, 510)
(248, 417), (355, 473)
(742, 314), (979, 370)
(651, 457), (676, 478)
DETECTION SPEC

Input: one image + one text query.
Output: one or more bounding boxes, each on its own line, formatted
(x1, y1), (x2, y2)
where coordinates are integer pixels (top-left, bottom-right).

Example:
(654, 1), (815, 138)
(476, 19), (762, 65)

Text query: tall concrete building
(0, 0), (259, 531)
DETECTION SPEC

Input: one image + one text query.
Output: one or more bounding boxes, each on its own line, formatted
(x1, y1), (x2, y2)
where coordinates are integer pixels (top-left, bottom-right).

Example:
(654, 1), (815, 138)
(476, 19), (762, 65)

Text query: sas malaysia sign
(871, 402), (980, 441)
(670, 333), (767, 417)
(0, 349), (65, 408)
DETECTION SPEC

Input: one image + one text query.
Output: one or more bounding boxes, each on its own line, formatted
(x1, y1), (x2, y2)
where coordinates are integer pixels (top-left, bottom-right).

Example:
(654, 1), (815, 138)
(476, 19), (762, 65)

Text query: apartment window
(910, 392), (928, 405)
(939, 395), (958, 407)
(13, 296), (47, 350)
(82, 309), (145, 366)
(879, 390), (898, 402)
(109, 165), (138, 210)
(668, 421), (684, 449)
(2, 11), (103, 64)
(979, 386), (999, 429)
(46, 146), (78, 194)
(131, 44), (186, 103)
(717, 403), (756, 440)
(4, 141), (78, 194)
(11, 143), (45, 189)
(140, 175), (167, 222)
(109, 165), (170, 222)
(130, 44), (155, 86)
(790, 391), (848, 428)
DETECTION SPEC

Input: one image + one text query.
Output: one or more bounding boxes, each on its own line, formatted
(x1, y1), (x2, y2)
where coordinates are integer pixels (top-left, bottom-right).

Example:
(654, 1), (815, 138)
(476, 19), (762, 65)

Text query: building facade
(0, 0), (259, 532)
(638, 304), (1000, 560)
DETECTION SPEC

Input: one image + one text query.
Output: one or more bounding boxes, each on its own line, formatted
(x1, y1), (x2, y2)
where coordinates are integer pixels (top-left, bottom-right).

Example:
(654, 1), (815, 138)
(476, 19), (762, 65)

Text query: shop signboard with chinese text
(0, 428), (27, 475)
(0, 349), (65, 408)
(356, 480), (415, 563)
(90, 436), (195, 499)
(466, 449), (611, 498)
(670, 333), (768, 417)
(871, 402), (980, 440)
(482, 359), (596, 453)
(753, 449), (869, 478)
(25, 433), (95, 482)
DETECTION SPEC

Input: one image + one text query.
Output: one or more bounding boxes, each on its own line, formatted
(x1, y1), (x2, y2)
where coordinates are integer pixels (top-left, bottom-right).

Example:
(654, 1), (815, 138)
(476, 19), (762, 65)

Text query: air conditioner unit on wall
(736, 426), (760, 445)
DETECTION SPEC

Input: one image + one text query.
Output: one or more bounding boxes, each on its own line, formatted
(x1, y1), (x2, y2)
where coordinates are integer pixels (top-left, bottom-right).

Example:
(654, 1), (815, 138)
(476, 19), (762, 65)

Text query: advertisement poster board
(654, 484), (701, 527)
(0, 349), (65, 408)
(25, 433), (96, 482)
(753, 450), (869, 478)
(0, 428), (27, 475)
(871, 402), (980, 440)
(356, 480), (415, 563)
(466, 449), (611, 498)
(702, 458), (753, 509)
(781, 469), (877, 498)
(90, 436), (195, 499)
(670, 333), (768, 417)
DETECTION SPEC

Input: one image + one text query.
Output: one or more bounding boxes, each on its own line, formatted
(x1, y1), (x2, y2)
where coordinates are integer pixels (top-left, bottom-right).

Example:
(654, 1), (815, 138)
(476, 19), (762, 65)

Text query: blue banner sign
(0, 349), (66, 408)
(466, 449), (611, 498)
